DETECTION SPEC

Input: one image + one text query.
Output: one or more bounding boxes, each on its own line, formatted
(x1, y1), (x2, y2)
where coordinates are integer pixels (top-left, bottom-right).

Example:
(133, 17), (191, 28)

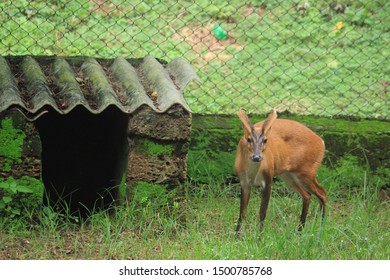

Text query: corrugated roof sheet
(0, 56), (199, 120)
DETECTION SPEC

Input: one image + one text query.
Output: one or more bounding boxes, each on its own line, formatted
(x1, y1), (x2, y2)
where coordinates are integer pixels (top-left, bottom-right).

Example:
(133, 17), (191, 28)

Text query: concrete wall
(188, 114), (390, 186)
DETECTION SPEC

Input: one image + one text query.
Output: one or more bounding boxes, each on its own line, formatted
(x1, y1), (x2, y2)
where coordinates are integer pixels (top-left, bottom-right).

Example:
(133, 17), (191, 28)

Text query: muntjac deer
(235, 108), (326, 236)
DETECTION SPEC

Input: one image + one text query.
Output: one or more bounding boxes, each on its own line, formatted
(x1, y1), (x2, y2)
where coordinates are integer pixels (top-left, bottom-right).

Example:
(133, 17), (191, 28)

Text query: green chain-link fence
(1, 0), (389, 119)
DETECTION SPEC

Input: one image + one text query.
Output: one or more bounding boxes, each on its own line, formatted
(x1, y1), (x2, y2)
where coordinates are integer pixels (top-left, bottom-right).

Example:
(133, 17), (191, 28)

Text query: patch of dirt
(243, 4), (266, 17)
(0, 236), (33, 259)
(172, 23), (244, 67)
(379, 187), (390, 203)
(88, 0), (123, 16)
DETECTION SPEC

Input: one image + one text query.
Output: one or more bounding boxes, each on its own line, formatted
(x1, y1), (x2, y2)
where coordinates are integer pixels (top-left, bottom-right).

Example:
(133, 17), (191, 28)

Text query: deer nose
(252, 155), (261, 162)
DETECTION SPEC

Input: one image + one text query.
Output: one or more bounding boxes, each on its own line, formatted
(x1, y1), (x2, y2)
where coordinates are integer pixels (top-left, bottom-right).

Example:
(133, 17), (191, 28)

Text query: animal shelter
(0, 55), (198, 213)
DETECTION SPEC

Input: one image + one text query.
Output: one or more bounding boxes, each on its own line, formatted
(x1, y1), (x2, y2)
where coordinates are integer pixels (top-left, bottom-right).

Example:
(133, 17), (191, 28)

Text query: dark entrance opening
(35, 106), (129, 215)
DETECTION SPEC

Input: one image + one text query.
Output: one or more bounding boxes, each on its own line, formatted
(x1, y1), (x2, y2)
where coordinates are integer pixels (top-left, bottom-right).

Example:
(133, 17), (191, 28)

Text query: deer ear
(261, 108), (278, 136)
(237, 108), (253, 138)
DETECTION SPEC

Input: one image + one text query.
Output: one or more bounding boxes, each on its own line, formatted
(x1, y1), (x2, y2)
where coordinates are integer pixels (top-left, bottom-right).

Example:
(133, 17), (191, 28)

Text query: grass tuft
(1, 167), (388, 259)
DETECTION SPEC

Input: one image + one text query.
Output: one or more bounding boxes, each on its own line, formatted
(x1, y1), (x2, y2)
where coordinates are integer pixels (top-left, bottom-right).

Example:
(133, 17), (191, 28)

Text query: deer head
(237, 108), (277, 162)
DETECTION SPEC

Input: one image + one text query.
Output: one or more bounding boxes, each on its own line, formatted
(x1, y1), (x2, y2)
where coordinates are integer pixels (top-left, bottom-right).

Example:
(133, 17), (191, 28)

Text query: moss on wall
(0, 118), (26, 172)
(189, 114), (390, 185)
(117, 173), (128, 202)
(135, 138), (174, 157)
(132, 181), (168, 205)
(0, 116), (44, 214)
(187, 150), (236, 185)
(127, 136), (188, 188)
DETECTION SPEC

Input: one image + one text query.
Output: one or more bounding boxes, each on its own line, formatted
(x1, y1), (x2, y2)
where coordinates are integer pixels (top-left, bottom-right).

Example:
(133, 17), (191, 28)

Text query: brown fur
(235, 109), (326, 236)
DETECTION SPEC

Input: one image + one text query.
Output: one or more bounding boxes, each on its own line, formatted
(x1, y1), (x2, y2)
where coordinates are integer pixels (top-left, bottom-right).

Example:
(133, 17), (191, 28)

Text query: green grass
(0, 169), (388, 260)
(0, 0), (388, 118)
(0, 1), (388, 259)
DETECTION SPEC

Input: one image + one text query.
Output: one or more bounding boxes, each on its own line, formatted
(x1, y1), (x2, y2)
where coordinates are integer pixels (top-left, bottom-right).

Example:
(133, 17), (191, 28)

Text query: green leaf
(9, 182), (18, 193)
(0, 182), (10, 190)
(11, 208), (21, 216)
(2, 196), (12, 203)
(15, 185), (34, 193)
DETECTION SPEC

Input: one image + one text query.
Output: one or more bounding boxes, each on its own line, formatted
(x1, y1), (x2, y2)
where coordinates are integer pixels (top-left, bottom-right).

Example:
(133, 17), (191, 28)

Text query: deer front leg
(235, 185), (251, 237)
(259, 178), (272, 232)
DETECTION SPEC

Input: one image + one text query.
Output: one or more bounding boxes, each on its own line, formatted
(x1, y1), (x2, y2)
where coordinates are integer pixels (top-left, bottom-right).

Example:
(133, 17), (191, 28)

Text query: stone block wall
(127, 105), (191, 190)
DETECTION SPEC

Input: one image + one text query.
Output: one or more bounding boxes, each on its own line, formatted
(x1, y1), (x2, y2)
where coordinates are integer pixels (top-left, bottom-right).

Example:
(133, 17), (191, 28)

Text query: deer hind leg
(292, 173), (327, 227)
(280, 173), (311, 231)
(314, 178), (327, 224)
(236, 186), (251, 237)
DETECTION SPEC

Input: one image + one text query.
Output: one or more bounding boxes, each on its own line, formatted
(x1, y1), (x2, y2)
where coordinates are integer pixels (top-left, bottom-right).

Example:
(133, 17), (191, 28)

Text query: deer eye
(247, 137), (252, 143)
(263, 138), (268, 144)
